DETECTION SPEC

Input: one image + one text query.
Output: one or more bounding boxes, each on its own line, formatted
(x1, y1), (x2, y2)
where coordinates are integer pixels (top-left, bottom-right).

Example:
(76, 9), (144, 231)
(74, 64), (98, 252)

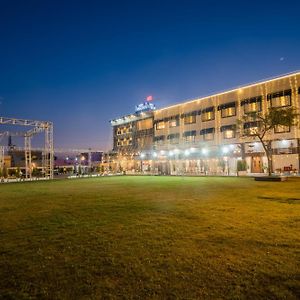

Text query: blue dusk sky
(0, 0), (300, 150)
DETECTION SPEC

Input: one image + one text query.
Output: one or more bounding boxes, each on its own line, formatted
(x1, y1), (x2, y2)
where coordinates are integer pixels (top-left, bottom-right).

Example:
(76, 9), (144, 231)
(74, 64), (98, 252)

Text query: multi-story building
(110, 71), (300, 175)
(110, 101), (155, 172)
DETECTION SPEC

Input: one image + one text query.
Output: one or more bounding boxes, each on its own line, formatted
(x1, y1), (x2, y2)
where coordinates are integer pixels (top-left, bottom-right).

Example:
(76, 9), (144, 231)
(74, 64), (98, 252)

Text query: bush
(237, 160), (247, 171)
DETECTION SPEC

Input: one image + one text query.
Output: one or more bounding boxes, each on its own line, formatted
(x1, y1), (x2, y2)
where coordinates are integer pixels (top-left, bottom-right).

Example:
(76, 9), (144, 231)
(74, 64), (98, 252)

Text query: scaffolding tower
(0, 117), (54, 179)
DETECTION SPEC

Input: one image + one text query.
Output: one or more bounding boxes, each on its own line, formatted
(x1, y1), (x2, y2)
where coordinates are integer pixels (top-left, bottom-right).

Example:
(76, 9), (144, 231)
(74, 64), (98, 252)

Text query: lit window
(268, 90), (292, 108)
(184, 115), (196, 124)
(244, 102), (261, 113)
(156, 122), (165, 130)
(271, 96), (291, 108)
(169, 119), (179, 127)
(221, 107), (236, 118)
(223, 130), (235, 139)
(201, 111), (215, 122)
(274, 125), (290, 133)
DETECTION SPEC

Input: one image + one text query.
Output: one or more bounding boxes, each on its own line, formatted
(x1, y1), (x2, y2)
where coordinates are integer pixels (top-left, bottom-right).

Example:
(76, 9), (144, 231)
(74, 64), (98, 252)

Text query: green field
(0, 176), (299, 299)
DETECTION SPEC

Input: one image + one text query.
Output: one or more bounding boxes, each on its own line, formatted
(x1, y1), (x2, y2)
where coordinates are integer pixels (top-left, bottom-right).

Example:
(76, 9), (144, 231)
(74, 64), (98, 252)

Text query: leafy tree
(238, 107), (299, 176)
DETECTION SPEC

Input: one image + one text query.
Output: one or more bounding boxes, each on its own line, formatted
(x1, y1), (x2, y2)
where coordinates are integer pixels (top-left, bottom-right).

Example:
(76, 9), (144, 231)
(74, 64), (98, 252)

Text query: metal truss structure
(0, 117), (54, 179)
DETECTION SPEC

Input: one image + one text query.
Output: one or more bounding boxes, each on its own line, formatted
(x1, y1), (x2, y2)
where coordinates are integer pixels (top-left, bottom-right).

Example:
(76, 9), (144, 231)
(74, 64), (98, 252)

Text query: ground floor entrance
(251, 156), (264, 173)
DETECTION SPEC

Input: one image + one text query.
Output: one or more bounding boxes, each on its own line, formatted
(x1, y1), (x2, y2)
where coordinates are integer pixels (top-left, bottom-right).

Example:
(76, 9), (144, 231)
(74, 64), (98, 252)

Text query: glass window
(223, 130), (235, 139)
(271, 95), (291, 108)
(184, 135), (195, 143)
(244, 102), (262, 113)
(274, 125), (290, 133)
(156, 121), (165, 130)
(169, 119), (179, 127)
(203, 133), (214, 141)
(201, 111), (215, 122)
(221, 107), (236, 118)
(167, 133), (180, 143)
(184, 115), (196, 124)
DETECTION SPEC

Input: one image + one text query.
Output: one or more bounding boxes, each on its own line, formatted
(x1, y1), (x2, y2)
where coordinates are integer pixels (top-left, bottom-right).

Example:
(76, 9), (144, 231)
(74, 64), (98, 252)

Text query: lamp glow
(202, 148), (208, 155)
(184, 149), (190, 156)
(222, 146), (229, 154)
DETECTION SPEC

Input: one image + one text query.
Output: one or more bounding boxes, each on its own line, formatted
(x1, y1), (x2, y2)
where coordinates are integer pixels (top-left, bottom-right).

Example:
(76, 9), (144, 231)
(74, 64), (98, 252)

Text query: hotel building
(110, 71), (300, 175)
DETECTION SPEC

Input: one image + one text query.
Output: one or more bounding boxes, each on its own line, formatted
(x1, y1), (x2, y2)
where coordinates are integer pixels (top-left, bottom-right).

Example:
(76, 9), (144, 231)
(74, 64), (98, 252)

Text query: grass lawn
(0, 176), (299, 299)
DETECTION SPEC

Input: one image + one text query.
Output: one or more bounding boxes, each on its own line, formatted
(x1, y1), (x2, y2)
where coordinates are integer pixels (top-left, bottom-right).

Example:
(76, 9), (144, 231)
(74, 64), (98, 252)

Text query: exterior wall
(110, 72), (300, 175)
(4, 156), (11, 168)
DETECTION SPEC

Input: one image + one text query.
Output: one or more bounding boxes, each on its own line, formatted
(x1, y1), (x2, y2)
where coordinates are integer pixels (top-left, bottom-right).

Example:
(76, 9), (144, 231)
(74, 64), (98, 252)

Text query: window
(200, 128), (215, 141)
(243, 121), (261, 135)
(167, 133), (180, 143)
(218, 102), (236, 118)
(268, 89), (291, 108)
(183, 130), (196, 143)
(274, 125), (290, 133)
(156, 121), (165, 130)
(185, 135), (195, 142)
(154, 135), (165, 144)
(271, 95), (291, 107)
(244, 102), (262, 113)
(184, 115), (196, 124)
(241, 96), (262, 113)
(221, 125), (236, 139)
(221, 107), (236, 118)
(223, 130), (235, 139)
(203, 132), (214, 140)
(201, 107), (215, 121)
(169, 119), (179, 127)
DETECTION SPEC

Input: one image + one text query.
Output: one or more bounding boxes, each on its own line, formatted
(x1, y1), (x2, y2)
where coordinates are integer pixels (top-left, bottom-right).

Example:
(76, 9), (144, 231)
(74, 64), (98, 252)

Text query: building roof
(157, 70), (300, 112)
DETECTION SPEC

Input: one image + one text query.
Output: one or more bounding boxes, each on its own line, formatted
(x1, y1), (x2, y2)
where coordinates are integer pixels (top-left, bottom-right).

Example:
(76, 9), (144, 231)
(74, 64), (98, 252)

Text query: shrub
(237, 160), (247, 172)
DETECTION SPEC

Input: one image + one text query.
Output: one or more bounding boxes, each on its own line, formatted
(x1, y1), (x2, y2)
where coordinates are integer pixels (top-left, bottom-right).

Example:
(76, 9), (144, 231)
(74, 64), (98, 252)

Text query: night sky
(0, 0), (300, 150)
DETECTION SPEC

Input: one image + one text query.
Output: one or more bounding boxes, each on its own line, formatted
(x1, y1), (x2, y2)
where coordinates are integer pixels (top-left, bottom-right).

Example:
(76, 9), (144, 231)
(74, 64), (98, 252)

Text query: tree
(238, 107), (299, 176)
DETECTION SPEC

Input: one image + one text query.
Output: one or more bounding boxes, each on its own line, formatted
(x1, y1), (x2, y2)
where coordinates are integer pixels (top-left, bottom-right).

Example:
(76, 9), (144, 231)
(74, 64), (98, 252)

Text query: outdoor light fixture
(222, 146), (229, 154)
(202, 148), (208, 155)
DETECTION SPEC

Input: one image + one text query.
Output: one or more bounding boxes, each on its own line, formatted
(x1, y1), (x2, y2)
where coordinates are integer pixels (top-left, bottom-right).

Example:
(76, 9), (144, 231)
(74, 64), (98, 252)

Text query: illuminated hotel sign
(135, 101), (156, 114)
